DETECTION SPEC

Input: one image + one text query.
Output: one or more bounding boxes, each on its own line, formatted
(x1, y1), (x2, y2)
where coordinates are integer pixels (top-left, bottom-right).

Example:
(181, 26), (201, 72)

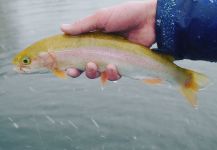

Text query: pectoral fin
(143, 78), (163, 85)
(52, 69), (67, 79)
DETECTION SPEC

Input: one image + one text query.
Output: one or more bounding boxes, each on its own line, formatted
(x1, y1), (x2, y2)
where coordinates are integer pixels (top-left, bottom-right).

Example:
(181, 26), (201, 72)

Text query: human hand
(61, 0), (157, 80)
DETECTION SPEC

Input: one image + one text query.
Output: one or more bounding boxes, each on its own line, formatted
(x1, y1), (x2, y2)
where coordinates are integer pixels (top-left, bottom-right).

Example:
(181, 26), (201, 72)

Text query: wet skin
(61, 0), (157, 80)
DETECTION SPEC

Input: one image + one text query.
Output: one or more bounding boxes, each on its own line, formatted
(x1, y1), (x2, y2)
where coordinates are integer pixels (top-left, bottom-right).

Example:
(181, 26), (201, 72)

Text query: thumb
(61, 13), (102, 35)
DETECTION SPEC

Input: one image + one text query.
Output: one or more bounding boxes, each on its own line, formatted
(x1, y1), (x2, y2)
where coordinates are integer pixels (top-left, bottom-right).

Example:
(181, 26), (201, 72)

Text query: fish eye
(22, 56), (31, 65)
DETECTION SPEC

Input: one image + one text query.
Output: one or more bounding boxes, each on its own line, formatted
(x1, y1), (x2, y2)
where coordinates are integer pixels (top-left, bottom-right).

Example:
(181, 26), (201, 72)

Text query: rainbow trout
(13, 32), (208, 107)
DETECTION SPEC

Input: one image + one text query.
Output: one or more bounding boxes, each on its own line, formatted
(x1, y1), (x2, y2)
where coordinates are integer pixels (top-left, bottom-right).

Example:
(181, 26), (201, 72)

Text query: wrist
(144, 0), (157, 20)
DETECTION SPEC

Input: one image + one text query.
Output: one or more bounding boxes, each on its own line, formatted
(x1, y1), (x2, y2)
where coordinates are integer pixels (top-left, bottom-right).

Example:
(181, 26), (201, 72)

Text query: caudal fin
(180, 70), (209, 107)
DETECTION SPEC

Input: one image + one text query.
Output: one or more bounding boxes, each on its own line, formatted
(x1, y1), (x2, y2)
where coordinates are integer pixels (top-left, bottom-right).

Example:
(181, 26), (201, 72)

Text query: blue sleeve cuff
(155, 0), (179, 58)
(155, 0), (217, 61)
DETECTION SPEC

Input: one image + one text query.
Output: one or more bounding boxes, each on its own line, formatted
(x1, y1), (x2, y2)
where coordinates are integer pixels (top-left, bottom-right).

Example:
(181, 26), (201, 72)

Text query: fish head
(12, 48), (46, 74)
(12, 34), (67, 74)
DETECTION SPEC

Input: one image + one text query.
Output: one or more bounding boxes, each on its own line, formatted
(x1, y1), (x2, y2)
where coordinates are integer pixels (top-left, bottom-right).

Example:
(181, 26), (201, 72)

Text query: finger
(106, 64), (121, 81)
(85, 62), (100, 79)
(66, 68), (83, 78)
(61, 13), (101, 35)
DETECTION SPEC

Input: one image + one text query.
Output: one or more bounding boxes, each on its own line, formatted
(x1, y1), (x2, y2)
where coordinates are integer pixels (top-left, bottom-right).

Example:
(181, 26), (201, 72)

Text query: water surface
(0, 0), (217, 150)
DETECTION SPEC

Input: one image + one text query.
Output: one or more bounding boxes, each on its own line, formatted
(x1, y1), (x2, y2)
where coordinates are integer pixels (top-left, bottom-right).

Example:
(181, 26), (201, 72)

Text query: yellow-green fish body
(13, 32), (209, 107)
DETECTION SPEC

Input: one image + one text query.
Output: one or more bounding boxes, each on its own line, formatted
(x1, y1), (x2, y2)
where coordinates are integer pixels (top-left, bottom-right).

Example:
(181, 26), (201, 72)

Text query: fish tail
(180, 69), (209, 107)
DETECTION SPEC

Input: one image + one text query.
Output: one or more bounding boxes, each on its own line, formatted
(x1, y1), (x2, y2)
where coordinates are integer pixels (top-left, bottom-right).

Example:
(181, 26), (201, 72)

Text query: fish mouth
(13, 64), (31, 73)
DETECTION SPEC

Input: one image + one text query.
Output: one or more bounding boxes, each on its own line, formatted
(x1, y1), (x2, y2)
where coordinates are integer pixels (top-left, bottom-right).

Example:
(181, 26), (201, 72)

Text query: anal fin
(180, 87), (197, 108)
(143, 78), (162, 85)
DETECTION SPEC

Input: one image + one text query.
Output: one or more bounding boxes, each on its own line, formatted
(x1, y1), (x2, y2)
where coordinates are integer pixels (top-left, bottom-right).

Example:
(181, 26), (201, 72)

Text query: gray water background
(0, 0), (217, 150)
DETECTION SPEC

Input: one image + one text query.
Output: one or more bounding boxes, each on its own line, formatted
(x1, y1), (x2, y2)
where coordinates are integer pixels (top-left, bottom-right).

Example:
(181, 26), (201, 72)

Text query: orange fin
(100, 71), (108, 85)
(180, 70), (209, 108)
(52, 69), (67, 79)
(180, 87), (197, 107)
(143, 78), (162, 85)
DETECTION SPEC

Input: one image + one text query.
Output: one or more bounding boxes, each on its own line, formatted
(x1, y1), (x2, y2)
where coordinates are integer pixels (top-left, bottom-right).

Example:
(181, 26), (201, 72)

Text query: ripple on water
(0, 0), (217, 150)
(0, 90), (7, 96)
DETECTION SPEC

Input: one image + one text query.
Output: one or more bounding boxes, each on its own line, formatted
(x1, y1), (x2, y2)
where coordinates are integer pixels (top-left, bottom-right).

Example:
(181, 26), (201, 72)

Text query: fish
(12, 32), (209, 107)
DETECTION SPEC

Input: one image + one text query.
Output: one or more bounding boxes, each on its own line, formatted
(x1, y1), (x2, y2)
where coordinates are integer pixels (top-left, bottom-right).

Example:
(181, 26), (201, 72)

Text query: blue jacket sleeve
(155, 0), (217, 62)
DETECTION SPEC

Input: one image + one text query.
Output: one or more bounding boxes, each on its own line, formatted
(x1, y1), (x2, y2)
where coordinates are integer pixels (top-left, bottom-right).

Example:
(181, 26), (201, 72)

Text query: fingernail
(106, 64), (121, 81)
(61, 24), (71, 29)
(85, 62), (99, 79)
(66, 68), (81, 78)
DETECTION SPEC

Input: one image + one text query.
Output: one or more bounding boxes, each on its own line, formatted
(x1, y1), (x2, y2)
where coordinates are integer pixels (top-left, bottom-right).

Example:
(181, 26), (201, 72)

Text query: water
(0, 0), (217, 150)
